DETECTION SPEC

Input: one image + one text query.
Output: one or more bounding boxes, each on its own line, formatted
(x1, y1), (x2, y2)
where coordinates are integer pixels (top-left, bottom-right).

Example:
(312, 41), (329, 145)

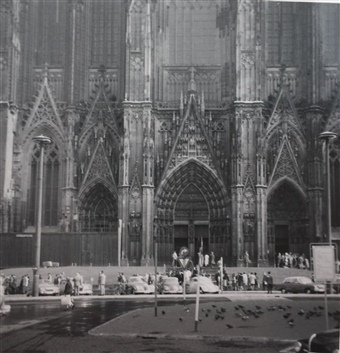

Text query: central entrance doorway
(275, 224), (289, 255)
(174, 224), (209, 265)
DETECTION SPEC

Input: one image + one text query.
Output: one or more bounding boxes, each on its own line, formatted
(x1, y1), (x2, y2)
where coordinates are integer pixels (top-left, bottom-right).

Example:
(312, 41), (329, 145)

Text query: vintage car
(332, 274), (340, 294)
(186, 276), (220, 294)
(38, 280), (60, 296)
(277, 276), (325, 294)
(158, 277), (183, 294)
(293, 329), (339, 353)
(125, 276), (155, 294)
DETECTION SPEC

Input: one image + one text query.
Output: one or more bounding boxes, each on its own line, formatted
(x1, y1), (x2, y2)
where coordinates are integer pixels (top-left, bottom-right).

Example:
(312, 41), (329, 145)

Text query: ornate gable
(80, 68), (119, 140)
(81, 137), (117, 192)
(325, 84), (340, 133)
(266, 67), (303, 139)
(23, 70), (64, 142)
(269, 136), (304, 188)
(162, 93), (221, 179)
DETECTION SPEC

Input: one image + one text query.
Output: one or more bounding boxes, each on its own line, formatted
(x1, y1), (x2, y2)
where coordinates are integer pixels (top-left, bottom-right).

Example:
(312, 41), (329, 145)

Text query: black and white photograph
(0, 0), (339, 352)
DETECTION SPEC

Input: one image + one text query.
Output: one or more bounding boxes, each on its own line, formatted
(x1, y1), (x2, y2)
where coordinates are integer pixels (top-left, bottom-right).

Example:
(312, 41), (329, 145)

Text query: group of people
(213, 269), (274, 293)
(277, 252), (310, 270)
(1, 274), (30, 295)
(172, 250), (216, 268)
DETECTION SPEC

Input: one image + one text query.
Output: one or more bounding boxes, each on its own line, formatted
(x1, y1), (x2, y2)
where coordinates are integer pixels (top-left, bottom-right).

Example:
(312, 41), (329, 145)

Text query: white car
(125, 276), (155, 294)
(186, 276), (220, 294)
(158, 277), (183, 294)
(38, 280), (60, 296)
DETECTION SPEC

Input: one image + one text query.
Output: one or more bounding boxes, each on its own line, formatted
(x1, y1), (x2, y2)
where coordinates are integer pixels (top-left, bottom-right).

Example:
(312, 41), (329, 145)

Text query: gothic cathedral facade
(0, 0), (339, 267)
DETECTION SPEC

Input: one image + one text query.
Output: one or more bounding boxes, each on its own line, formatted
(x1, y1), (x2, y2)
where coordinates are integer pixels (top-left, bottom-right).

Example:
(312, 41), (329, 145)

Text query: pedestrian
(266, 271), (273, 294)
(249, 272), (256, 290)
(244, 251), (251, 267)
(210, 251), (215, 267)
(98, 271), (106, 296)
(22, 274), (29, 294)
(198, 248), (204, 268)
(172, 251), (178, 267)
(73, 272), (83, 296)
(62, 278), (74, 310)
(47, 273), (53, 283)
(204, 253), (209, 267)
(262, 272), (268, 291)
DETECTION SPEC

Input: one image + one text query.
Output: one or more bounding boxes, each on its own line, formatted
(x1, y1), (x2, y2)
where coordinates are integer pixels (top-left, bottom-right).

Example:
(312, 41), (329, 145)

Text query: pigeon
(162, 310), (166, 315)
(212, 304), (216, 308)
(201, 308), (206, 312)
(205, 313), (209, 317)
(283, 313), (291, 319)
(234, 306), (239, 311)
(221, 307), (226, 313)
(226, 324), (233, 329)
(255, 305), (262, 310)
(242, 315), (249, 321)
(318, 306), (324, 310)
(288, 319), (295, 327)
(179, 317), (183, 322)
(298, 309), (305, 316)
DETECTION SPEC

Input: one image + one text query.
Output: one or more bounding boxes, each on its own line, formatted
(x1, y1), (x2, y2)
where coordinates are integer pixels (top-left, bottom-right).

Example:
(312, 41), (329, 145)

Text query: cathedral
(0, 0), (339, 268)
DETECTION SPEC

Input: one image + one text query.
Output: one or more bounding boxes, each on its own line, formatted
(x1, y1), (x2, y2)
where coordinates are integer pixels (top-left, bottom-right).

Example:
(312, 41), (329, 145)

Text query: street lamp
(153, 214), (158, 317)
(319, 131), (338, 246)
(32, 135), (52, 297)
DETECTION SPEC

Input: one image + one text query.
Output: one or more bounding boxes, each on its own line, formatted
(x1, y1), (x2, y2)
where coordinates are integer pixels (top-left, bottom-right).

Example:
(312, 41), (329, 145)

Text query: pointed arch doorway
(173, 184), (209, 264)
(267, 181), (308, 265)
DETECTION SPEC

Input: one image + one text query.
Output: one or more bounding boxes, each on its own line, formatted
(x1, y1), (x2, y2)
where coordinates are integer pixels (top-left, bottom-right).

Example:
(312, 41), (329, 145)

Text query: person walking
(98, 271), (106, 296)
(204, 253), (209, 267)
(73, 272), (83, 296)
(266, 271), (273, 294)
(210, 251), (216, 267)
(63, 278), (74, 310)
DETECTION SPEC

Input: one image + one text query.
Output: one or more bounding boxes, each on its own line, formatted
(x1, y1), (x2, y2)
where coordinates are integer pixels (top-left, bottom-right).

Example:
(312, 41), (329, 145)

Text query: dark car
(278, 276), (325, 294)
(293, 329), (339, 353)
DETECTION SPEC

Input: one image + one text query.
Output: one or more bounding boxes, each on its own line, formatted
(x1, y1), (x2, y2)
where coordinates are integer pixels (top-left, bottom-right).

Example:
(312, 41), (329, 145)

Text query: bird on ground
(179, 317), (183, 322)
(226, 324), (233, 329)
(221, 307), (226, 313)
(205, 313), (209, 317)
(288, 319), (295, 327)
(242, 315), (249, 321)
(318, 306), (324, 310)
(283, 313), (291, 319)
(201, 308), (206, 312)
(298, 309), (305, 316)
(234, 306), (239, 311)
(162, 310), (166, 315)
(255, 305), (262, 310)
(212, 304), (216, 308)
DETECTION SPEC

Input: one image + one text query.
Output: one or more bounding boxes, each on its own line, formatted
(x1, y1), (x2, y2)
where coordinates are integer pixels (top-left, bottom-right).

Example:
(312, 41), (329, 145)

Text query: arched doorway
(78, 182), (117, 232)
(173, 184), (209, 264)
(155, 160), (229, 265)
(267, 181), (308, 264)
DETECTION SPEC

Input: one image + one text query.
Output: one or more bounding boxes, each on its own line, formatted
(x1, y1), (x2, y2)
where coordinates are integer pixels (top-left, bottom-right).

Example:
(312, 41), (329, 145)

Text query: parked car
(293, 329), (339, 353)
(278, 276), (325, 294)
(38, 280), (60, 296)
(332, 274), (340, 294)
(186, 276), (220, 294)
(158, 277), (183, 294)
(125, 276), (155, 294)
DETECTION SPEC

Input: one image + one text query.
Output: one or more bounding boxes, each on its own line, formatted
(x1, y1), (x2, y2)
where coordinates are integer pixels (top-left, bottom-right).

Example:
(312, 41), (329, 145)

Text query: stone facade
(0, 0), (339, 266)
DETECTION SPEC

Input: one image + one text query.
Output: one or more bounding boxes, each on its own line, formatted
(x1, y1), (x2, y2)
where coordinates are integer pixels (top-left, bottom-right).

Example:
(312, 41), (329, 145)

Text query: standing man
(172, 251), (178, 267)
(98, 271), (106, 296)
(266, 271), (273, 294)
(73, 272), (83, 296)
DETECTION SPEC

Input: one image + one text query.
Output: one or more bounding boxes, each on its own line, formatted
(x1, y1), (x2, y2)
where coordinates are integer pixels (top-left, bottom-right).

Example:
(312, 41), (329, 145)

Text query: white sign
(16, 234), (33, 238)
(312, 245), (335, 282)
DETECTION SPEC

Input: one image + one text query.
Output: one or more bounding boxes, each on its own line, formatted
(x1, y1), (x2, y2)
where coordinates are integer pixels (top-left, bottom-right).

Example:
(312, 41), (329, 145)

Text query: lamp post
(319, 131), (337, 246)
(154, 214), (158, 317)
(32, 135), (52, 297)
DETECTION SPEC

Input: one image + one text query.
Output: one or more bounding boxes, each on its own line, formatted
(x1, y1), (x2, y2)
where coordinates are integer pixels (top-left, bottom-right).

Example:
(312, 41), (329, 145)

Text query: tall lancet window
(28, 141), (60, 227)
(267, 2), (296, 67)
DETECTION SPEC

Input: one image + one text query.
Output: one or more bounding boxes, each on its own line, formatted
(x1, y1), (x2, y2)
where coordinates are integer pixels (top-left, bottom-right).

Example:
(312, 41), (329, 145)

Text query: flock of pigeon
(160, 303), (340, 330)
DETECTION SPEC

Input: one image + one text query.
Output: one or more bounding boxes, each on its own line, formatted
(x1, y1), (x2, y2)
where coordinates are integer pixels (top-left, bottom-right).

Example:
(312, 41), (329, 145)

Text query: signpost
(311, 244), (336, 330)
